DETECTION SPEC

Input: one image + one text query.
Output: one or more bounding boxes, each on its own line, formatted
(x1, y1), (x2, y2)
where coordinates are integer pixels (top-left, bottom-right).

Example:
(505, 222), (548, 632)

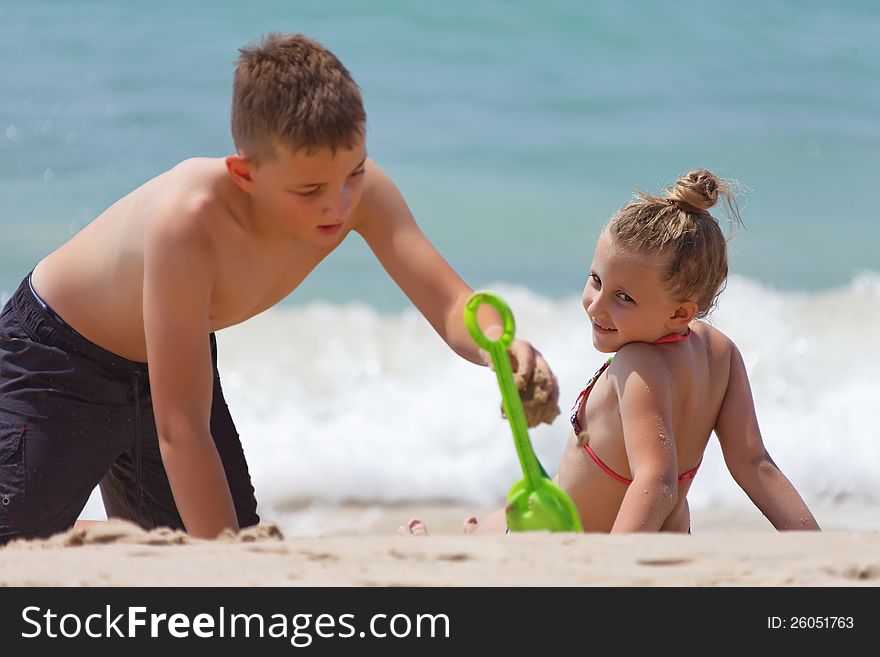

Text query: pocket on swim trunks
(0, 420), (27, 531)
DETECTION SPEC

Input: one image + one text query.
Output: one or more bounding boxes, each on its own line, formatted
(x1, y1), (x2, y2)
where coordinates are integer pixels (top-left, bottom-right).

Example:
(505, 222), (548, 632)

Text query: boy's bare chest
(208, 241), (329, 328)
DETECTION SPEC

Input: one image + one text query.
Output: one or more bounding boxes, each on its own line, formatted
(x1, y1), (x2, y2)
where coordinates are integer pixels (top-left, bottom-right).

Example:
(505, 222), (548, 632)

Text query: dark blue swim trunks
(0, 273), (259, 543)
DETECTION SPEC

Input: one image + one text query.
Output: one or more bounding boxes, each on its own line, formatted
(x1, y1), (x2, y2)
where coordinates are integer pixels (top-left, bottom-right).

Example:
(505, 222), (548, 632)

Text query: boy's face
(581, 232), (689, 352)
(244, 138), (367, 246)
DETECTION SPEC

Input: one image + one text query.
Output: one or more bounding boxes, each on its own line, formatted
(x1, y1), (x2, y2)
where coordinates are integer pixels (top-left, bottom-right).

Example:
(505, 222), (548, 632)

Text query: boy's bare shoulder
(351, 159), (402, 228)
(358, 158), (393, 195)
(162, 158), (230, 213)
(144, 158), (236, 242)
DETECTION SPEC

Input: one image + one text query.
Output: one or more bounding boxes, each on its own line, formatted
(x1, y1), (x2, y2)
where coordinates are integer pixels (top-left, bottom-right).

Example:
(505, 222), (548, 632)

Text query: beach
(2, 504), (878, 587)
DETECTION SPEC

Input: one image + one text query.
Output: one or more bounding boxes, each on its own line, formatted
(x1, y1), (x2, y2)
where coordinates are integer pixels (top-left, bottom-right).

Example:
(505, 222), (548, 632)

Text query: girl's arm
(715, 345), (820, 530)
(610, 346), (681, 533)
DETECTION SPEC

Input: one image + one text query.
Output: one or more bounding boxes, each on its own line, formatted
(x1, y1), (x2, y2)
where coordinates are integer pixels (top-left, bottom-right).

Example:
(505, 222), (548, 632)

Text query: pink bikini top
(569, 329), (701, 485)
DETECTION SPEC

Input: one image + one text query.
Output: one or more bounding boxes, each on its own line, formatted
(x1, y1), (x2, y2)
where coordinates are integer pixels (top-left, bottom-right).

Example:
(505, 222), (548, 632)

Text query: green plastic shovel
(465, 291), (582, 532)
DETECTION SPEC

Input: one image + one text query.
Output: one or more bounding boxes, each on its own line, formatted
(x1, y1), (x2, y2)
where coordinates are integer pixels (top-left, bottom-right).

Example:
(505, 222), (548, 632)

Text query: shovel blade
(506, 477), (583, 532)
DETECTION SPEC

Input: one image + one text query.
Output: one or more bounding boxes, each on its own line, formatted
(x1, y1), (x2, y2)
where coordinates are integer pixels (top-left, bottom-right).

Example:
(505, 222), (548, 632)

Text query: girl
(403, 169), (820, 534)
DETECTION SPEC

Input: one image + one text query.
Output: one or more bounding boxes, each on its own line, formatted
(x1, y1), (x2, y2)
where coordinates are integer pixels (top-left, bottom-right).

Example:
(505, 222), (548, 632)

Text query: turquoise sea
(2, 1), (878, 529)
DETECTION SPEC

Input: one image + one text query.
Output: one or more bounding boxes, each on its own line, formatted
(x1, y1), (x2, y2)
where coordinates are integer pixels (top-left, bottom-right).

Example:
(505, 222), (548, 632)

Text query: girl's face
(582, 232), (693, 353)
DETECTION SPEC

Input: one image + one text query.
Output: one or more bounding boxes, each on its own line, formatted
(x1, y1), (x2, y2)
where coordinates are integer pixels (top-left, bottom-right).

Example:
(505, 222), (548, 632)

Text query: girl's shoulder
(610, 321), (739, 381)
(690, 320), (739, 359)
(607, 341), (673, 388)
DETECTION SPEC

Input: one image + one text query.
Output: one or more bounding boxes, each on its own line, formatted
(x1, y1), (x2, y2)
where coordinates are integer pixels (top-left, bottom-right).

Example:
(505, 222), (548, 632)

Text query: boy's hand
(486, 339), (560, 428)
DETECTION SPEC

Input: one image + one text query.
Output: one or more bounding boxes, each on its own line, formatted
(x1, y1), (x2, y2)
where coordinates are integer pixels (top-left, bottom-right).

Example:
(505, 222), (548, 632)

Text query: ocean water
(1, 2), (878, 527)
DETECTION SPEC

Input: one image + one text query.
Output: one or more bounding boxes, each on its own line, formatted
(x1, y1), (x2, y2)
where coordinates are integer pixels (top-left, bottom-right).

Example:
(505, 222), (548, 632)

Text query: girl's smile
(591, 319), (617, 334)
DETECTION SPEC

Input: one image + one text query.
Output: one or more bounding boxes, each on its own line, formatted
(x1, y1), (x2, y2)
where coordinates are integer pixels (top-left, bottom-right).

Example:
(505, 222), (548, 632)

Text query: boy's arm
(609, 347), (680, 533)
(715, 345), (820, 530)
(142, 209), (239, 538)
(354, 161), (553, 381)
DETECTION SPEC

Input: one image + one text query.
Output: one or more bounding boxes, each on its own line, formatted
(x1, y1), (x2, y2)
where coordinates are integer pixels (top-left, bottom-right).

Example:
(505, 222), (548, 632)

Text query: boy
(0, 33), (556, 542)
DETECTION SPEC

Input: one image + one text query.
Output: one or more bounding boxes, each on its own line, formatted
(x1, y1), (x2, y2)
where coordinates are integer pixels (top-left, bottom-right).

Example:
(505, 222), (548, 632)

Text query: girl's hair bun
(608, 168), (744, 318)
(665, 169), (721, 213)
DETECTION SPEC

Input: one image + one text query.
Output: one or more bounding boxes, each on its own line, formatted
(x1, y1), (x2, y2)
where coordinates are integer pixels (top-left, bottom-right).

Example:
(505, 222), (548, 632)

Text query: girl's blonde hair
(607, 169), (743, 317)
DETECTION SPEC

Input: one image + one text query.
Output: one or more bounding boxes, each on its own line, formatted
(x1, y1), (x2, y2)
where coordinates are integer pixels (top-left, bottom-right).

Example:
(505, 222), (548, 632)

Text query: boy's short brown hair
(231, 33), (366, 163)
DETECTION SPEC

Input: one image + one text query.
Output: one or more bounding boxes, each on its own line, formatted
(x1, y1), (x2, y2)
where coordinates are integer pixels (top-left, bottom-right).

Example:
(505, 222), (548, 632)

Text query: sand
(1, 504), (878, 587)
(515, 363), (561, 428)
